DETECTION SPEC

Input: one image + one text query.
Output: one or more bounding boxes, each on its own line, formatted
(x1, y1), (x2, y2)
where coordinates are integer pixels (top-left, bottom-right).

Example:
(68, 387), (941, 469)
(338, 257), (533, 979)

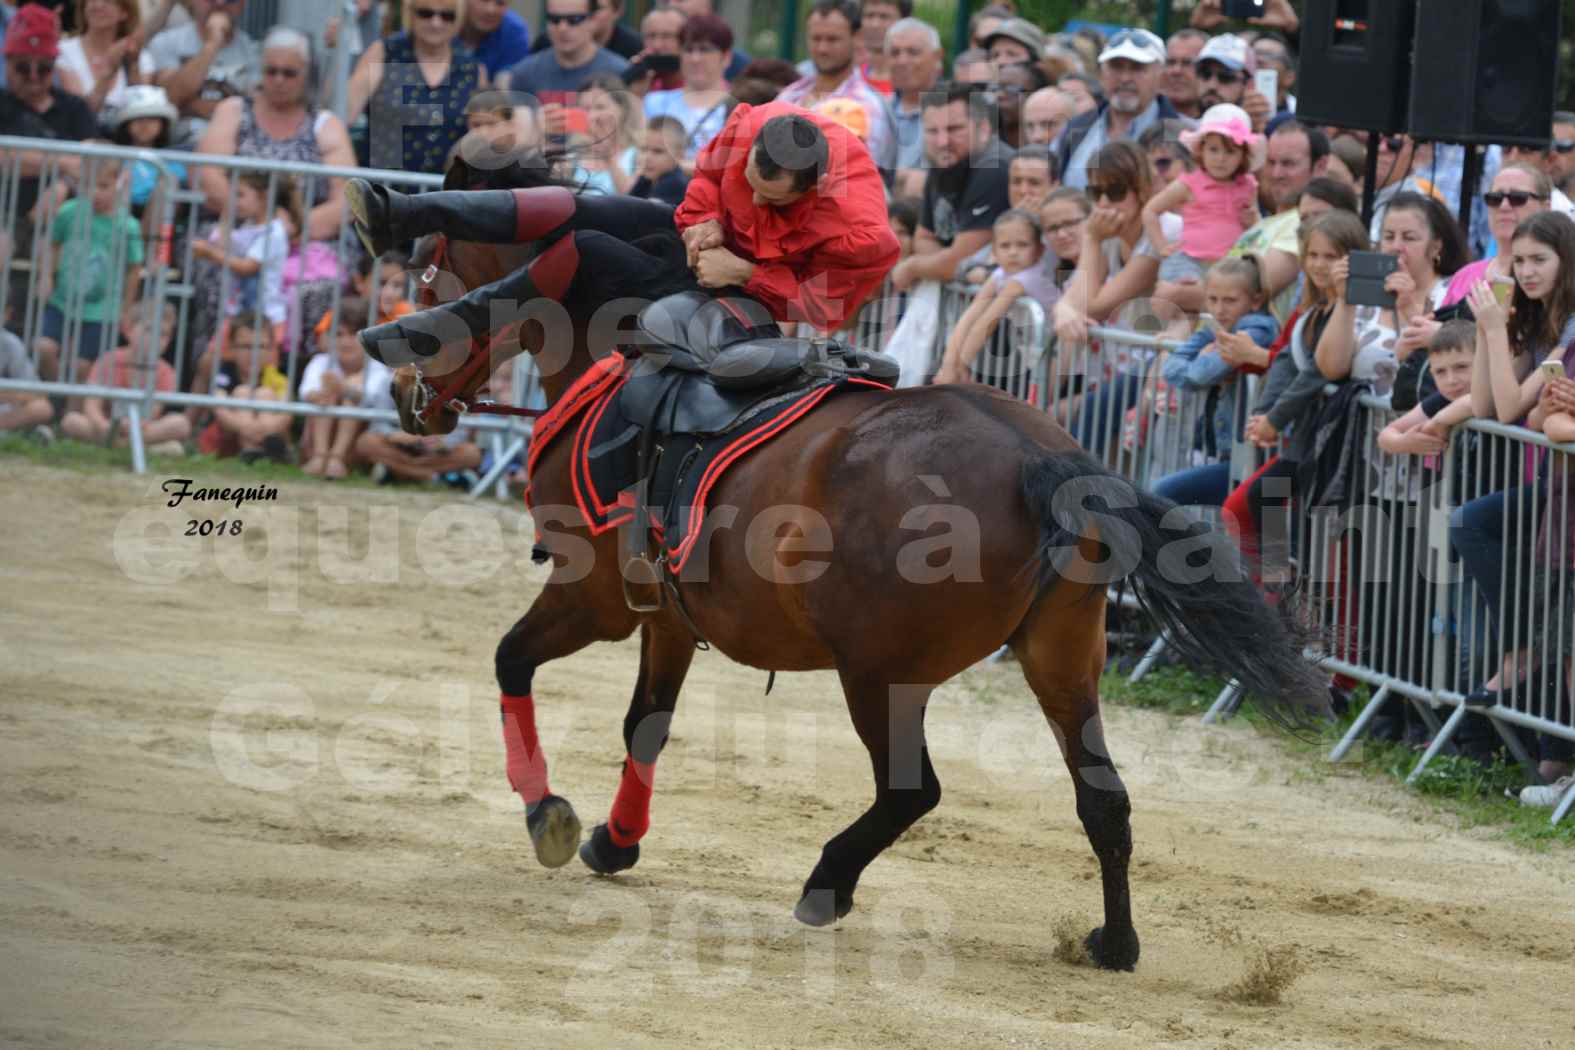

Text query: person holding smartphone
(642, 13), (732, 168)
(499, 0), (627, 144)
(1318, 193), (1465, 393)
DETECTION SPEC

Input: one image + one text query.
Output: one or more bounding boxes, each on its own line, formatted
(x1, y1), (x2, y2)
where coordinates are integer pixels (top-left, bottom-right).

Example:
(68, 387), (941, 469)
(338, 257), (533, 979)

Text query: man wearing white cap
(1195, 34), (1273, 132)
(1055, 27), (1182, 191)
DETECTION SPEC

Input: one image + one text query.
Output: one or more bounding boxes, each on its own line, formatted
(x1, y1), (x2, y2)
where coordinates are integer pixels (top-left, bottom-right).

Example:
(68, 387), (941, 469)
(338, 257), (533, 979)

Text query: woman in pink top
(1140, 102), (1263, 270)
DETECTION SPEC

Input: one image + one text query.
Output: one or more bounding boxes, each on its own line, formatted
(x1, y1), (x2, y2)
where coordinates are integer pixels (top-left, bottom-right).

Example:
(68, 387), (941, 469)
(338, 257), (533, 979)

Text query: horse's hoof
(793, 887), (854, 928)
(1085, 926), (1140, 972)
(525, 794), (581, 869)
(579, 822), (640, 875)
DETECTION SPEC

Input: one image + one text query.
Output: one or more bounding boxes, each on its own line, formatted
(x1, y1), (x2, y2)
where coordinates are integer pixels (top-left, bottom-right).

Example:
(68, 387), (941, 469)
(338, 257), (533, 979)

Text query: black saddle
(624, 291), (898, 435)
(612, 292), (898, 619)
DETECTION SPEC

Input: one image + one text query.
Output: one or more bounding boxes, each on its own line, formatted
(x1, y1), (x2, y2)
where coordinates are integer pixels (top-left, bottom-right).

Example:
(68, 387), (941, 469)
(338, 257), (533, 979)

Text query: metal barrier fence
(0, 138), (539, 495)
(870, 278), (1573, 820)
(3, 136), (1572, 818)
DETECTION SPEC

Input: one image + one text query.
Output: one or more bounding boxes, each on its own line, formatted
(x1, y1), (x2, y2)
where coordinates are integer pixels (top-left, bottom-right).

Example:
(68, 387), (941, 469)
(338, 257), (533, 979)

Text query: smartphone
(1223, 0), (1266, 18)
(1254, 69), (1279, 105)
(621, 52), (681, 83)
(1541, 359), (1567, 381)
(1347, 251), (1399, 309)
(563, 106), (590, 136)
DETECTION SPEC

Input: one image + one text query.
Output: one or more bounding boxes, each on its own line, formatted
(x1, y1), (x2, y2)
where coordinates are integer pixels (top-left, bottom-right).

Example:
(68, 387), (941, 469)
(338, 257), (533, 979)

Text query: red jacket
(674, 100), (899, 332)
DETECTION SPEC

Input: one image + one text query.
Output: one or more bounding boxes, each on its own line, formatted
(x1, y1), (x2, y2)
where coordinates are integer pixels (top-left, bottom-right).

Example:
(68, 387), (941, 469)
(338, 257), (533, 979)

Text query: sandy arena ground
(1, 460), (1572, 1049)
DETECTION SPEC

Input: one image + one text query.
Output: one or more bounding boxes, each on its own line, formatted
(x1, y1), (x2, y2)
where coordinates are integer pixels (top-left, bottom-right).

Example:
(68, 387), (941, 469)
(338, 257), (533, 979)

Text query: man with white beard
(1054, 28), (1182, 190)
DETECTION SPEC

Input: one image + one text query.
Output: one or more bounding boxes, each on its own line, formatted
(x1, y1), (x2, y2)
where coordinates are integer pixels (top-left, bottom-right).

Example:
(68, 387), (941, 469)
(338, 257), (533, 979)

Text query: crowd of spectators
(1, 2), (1573, 802)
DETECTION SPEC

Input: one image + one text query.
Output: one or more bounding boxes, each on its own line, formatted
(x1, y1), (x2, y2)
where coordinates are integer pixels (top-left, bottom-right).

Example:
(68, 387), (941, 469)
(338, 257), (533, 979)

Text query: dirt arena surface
(2, 460), (1571, 1049)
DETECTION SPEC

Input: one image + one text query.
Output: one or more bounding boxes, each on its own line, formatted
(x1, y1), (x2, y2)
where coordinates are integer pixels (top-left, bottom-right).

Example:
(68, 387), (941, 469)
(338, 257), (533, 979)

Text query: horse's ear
(444, 154), (474, 192)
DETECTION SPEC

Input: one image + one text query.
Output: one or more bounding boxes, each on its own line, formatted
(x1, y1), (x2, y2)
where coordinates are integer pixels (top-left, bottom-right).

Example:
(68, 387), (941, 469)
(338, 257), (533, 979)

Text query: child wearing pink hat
(1141, 103), (1265, 276)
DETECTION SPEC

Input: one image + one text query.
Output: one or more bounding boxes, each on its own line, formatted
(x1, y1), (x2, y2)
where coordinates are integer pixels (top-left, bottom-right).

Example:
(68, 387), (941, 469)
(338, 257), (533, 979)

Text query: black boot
(359, 237), (580, 365)
(344, 179), (576, 256)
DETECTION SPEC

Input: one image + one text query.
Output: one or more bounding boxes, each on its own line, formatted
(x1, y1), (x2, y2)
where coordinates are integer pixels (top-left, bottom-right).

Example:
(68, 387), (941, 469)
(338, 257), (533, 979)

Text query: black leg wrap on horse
(579, 822), (641, 875)
(623, 709), (673, 764)
(1075, 774), (1139, 971)
(494, 638), (536, 698)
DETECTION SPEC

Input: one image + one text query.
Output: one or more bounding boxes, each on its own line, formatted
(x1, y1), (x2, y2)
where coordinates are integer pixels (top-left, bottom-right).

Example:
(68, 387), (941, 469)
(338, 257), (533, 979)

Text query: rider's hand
(682, 220), (723, 266)
(693, 246), (753, 288)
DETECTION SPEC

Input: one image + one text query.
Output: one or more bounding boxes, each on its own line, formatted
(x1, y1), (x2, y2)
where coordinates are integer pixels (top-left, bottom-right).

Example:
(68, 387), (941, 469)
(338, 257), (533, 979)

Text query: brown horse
(386, 162), (1325, 972)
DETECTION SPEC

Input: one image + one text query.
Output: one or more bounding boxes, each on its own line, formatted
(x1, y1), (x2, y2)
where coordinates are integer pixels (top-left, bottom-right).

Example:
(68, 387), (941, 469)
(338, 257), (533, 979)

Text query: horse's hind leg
(795, 673), (940, 926)
(1012, 586), (1140, 971)
(580, 621), (695, 875)
(495, 589), (633, 869)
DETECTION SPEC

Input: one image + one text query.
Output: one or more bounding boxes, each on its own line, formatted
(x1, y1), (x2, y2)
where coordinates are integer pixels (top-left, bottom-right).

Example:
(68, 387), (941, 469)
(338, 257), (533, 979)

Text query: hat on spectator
(984, 19), (1046, 58)
(1096, 27), (1163, 66)
(4, 4), (61, 60)
(1195, 34), (1257, 74)
(1180, 103), (1266, 172)
(112, 85), (179, 129)
(814, 98), (869, 141)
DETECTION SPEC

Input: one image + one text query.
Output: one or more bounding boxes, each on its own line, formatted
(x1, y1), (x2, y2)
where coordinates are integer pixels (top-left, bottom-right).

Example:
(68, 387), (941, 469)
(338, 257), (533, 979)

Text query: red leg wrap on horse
(527, 235), (580, 301)
(500, 693), (550, 807)
(607, 755), (656, 847)
(511, 186), (576, 242)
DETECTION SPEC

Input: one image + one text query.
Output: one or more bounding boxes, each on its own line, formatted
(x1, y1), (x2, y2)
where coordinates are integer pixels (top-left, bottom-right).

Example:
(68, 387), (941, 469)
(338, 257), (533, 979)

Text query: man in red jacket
(350, 100), (898, 362)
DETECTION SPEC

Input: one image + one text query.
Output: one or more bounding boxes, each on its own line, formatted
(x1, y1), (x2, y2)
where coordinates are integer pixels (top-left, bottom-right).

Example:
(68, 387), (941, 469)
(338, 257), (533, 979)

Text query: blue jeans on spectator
(1074, 371), (1143, 454)
(1152, 462), (1231, 508)
(1448, 487), (1541, 619)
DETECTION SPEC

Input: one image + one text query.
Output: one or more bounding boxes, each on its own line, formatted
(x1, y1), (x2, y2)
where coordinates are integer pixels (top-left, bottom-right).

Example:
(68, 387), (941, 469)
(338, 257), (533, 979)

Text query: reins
(407, 233), (547, 424)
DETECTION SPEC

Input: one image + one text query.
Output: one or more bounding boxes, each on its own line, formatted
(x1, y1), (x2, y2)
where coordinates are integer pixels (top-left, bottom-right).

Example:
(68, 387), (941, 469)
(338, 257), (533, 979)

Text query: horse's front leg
(495, 585), (632, 867)
(580, 621), (696, 874)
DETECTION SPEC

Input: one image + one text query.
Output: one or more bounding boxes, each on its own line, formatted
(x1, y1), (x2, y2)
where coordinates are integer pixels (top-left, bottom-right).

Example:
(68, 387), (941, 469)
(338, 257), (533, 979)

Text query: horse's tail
(1019, 451), (1328, 725)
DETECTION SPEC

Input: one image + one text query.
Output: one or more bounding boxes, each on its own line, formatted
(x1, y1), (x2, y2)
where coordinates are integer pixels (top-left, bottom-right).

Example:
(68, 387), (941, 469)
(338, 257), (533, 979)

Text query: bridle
(407, 233), (546, 424)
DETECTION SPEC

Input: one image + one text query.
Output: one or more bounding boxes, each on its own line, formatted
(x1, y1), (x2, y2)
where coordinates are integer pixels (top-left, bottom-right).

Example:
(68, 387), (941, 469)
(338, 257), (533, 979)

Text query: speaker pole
(1458, 144), (1482, 242)
(1361, 135), (1380, 229)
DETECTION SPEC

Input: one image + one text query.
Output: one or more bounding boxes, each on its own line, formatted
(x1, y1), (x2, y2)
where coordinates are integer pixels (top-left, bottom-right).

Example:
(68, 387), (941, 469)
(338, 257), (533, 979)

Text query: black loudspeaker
(1296, 0), (1417, 133)
(1408, 0), (1562, 147)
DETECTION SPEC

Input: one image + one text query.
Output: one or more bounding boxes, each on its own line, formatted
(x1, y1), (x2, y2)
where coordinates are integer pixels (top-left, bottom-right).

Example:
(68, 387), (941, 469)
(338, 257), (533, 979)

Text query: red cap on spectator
(4, 5), (62, 60)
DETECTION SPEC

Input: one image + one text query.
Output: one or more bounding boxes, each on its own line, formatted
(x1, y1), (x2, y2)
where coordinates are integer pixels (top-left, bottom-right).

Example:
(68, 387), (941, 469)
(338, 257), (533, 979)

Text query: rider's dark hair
(809, 0), (861, 32)
(753, 115), (829, 193)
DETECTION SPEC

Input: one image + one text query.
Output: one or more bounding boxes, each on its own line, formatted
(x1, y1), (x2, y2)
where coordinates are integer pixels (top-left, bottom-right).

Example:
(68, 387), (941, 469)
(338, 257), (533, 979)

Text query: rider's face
(744, 153), (809, 208)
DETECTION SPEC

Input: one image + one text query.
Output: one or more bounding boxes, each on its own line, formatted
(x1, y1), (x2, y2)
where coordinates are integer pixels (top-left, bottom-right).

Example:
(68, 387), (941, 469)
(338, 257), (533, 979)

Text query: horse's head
(384, 155), (544, 437)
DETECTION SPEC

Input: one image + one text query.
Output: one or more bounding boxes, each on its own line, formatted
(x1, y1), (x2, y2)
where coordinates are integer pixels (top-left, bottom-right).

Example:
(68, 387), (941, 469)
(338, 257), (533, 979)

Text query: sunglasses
(1376, 135), (1405, 151)
(1555, 140), (1575, 154)
(1087, 183), (1130, 203)
(413, 6), (458, 22)
(1196, 65), (1242, 85)
(1152, 156), (1174, 173)
(263, 65), (302, 79)
(1484, 190), (1549, 208)
(545, 12), (591, 25)
(9, 59), (54, 78)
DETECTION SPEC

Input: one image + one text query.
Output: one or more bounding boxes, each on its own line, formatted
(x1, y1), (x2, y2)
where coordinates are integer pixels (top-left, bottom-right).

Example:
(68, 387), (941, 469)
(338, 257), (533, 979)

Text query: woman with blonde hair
(575, 74), (640, 195)
(347, 0), (486, 176)
(59, 0), (152, 115)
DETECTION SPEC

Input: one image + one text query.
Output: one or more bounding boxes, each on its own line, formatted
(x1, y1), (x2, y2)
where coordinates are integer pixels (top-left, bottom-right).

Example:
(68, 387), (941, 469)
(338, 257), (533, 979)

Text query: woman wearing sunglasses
(1052, 139), (1184, 455)
(348, 0), (485, 176)
(196, 27), (355, 241)
(1441, 165), (1553, 308)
